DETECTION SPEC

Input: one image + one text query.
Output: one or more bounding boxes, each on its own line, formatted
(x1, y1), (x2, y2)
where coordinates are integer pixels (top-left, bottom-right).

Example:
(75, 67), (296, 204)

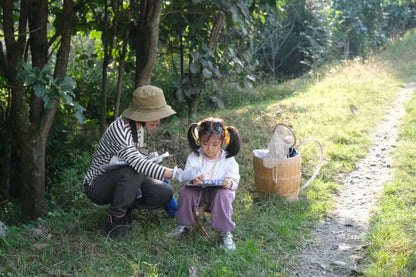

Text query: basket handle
(272, 166), (278, 183)
(273, 123), (297, 148)
(296, 138), (323, 190)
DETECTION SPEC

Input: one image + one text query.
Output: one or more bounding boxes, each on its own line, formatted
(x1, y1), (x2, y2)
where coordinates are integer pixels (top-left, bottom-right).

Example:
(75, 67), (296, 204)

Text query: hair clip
(192, 127), (200, 146)
(197, 122), (205, 131)
(224, 128), (230, 145)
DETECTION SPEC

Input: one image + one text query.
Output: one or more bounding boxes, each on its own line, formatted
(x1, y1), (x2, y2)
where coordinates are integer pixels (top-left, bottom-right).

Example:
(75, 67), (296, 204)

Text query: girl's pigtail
(224, 126), (241, 158)
(187, 123), (201, 156)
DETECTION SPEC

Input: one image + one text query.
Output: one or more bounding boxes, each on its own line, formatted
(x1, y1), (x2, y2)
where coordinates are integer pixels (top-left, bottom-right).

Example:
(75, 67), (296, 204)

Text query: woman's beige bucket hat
(122, 85), (176, 122)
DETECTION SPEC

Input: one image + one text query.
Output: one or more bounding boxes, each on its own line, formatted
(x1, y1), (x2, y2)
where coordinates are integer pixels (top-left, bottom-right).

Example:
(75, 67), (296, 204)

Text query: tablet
(185, 179), (224, 188)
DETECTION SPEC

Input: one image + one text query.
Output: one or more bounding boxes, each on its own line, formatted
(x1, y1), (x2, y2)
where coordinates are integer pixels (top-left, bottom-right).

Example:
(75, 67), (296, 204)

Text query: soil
(289, 83), (416, 277)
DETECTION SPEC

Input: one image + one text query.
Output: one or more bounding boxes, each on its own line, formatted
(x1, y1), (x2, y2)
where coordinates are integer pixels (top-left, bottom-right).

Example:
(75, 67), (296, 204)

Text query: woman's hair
(187, 117), (240, 158)
(122, 116), (145, 127)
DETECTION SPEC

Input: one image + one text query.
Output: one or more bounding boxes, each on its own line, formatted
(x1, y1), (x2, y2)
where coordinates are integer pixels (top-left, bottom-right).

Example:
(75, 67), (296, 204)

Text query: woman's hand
(164, 168), (174, 179)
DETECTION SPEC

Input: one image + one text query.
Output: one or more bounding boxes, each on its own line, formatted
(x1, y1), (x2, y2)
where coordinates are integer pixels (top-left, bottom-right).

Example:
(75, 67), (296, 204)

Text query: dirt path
(290, 83), (415, 276)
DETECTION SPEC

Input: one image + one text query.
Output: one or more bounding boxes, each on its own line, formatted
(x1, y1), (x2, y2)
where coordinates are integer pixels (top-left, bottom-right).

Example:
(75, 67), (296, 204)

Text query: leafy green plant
(17, 61), (86, 123)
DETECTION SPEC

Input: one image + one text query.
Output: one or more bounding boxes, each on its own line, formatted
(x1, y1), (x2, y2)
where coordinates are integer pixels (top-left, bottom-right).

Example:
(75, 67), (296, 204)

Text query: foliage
(159, 0), (256, 118)
(17, 62), (86, 123)
(67, 44), (131, 121)
(383, 0), (416, 37)
(45, 115), (94, 212)
(31, 0), (416, 122)
(250, 0), (416, 80)
(251, 0), (332, 79)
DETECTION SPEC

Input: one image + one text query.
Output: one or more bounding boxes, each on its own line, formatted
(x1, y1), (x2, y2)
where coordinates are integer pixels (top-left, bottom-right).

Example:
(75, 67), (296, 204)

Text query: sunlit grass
(1, 31), (416, 276)
(364, 88), (416, 277)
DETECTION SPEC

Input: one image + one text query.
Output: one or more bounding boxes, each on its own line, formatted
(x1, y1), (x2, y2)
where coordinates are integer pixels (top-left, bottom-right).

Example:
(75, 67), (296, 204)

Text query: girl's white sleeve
(224, 157), (240, 191)
(185, 152), (201, 169)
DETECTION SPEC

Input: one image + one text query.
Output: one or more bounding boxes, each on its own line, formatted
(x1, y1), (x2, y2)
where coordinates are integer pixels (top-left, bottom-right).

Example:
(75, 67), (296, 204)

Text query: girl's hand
(222, 179), (232, 190)
(191, 173), (205, 184)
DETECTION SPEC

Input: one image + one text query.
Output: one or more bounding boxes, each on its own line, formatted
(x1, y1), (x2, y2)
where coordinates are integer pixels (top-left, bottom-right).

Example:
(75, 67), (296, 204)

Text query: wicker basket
(253, 154), (302, 202)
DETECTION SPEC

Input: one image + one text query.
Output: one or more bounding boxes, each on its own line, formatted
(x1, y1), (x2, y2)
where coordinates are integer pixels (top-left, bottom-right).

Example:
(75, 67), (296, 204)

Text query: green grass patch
(364, 85), (416, 277)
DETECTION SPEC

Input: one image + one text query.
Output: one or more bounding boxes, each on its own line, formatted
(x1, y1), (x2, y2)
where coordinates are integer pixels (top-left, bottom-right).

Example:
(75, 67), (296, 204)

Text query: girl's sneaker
(221, 231), (236, 250)
(167, 224), (189, 238)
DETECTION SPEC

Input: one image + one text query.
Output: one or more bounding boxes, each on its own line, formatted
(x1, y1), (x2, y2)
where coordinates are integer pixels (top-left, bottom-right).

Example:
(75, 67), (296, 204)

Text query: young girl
(168, 117), (241, 250)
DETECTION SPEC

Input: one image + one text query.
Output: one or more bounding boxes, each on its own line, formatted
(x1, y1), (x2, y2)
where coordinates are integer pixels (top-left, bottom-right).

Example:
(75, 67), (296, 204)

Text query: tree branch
(40, 0), (74, 141)
(208, 12), (225, 51)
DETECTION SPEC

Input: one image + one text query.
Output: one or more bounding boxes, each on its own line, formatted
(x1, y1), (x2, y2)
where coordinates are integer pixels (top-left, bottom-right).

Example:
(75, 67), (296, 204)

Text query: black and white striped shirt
(83, 116), (166, 185)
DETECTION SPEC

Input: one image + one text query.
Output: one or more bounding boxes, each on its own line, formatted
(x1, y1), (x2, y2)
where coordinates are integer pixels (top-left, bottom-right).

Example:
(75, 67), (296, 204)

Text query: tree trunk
(100, 0), (125, 132)
(20, 130), (46, 218)
(100, 62), (109, 135)
(186, 90), (201, 123)
(16, 0), (49, 218)
(135, 0), (163, 87)
(114, 9), (132, 119)
(114, 41), (128, 119)
(23, 0), (74, 218)
(0, 116), (11, 203)
(12, 78), (48, 218)
(1, 0), (28, 203)
(0, 73), (11, 201)
(208, 13), (225, 51)
(1, 0), (74, 218)
(100, 0), (111, 135)
(343, 37), (350, 60)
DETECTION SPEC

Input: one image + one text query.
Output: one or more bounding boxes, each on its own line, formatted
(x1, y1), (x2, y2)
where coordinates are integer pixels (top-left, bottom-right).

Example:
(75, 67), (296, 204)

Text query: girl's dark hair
(187, 117), (240, 158)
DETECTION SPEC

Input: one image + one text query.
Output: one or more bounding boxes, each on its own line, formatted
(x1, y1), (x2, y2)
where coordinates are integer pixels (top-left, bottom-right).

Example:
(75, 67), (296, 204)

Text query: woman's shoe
(100, 215), (127, 238)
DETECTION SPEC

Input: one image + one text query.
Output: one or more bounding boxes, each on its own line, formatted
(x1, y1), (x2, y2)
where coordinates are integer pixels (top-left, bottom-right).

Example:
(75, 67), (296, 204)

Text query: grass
(361, 30), (416, 277)
(363, 77), (416, 275)
(1, 31), (416, 276)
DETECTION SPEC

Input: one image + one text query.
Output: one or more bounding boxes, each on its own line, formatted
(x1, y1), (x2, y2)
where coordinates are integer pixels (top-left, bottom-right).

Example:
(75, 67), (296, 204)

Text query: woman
(83, 85), (181, 238)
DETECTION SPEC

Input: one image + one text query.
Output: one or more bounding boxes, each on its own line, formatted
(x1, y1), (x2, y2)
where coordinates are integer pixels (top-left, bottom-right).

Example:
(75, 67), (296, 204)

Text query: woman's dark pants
(84, 166), (173, 216)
